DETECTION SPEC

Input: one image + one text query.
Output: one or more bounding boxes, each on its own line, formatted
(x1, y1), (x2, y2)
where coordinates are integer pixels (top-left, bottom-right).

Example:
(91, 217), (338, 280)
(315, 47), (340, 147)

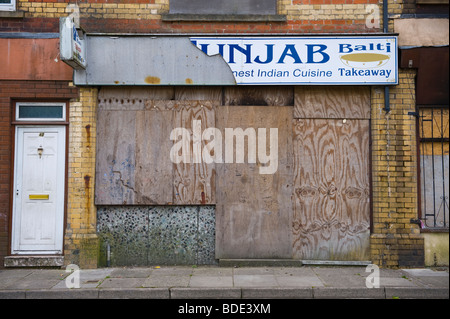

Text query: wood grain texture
(215, 105), (293, 259)
(174, 87), (223, 101)
(134, 107), (174, 204)
(224, 86), (294, 106)
(95, 92), (217, 205)
(95, 109), (137, 205)
(171, 100), (216, 205)
(292, 119), (370, 260)
(294, 86), (370, 119)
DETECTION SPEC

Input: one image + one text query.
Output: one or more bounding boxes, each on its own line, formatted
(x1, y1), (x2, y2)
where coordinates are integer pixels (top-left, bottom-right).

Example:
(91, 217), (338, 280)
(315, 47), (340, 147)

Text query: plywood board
(96, 96), (217, 205)
(215, 105), (293, 259)
(95, 110), (137, 205)
(170, 100), (216, 205)
(134, 107), (174, 204)
(174, 87), (223, 101)
(294, 86), (370, 119)
(224, 86), (294, 106)
(292, 119), (370, 260)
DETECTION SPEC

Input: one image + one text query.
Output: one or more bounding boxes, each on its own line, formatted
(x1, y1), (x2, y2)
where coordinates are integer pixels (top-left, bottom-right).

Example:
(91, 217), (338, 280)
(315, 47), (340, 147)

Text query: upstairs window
(169, 0), (277, 15)
(163, 0), (285, 21)
(0, 0), (16, 12)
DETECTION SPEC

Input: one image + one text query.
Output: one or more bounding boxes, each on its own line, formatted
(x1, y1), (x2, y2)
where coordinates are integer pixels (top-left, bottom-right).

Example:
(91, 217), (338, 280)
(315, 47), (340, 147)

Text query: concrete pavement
(0, 265), (448, 299)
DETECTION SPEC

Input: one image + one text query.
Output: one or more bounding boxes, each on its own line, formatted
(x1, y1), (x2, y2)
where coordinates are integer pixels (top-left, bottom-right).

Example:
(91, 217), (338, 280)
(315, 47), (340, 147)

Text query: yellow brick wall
(370, 69), (425, 268)
(64, 87), (99, 269)
(14, 0), (390, 27)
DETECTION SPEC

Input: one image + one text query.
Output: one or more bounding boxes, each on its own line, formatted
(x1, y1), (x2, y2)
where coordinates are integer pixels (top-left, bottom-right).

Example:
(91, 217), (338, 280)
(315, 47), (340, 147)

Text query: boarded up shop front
(67, 33), (397, 265)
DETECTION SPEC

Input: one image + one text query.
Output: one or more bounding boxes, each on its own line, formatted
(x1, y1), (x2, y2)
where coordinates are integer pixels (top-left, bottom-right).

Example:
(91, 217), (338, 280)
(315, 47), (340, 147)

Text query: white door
(12, 126), (66, 254)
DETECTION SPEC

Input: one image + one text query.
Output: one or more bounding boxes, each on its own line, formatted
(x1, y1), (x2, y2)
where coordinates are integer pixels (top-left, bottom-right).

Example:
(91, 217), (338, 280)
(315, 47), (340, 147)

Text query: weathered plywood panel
(294, 86), (370, 119)
(134, 108), (174, 204)
(96, 95), (217, 205)
(292, 119), (370, 260)
(224, 86), (294, 106)
(174, 87), (223, 101)
(216, 105), (293, 259)
(170, 101), (216, 205)
(96, 110), (137, 205)
(98, 87), (175, 109)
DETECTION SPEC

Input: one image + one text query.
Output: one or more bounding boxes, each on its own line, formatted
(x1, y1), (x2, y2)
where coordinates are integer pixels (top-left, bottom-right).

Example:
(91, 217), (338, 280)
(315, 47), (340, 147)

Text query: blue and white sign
(59, 17), (87, 70)
(191, 36), (398, 85)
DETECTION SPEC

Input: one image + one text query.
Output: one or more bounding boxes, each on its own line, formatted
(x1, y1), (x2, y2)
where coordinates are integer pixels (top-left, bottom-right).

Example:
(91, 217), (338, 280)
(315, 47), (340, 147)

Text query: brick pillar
(64, 87), (99, 269)
(370, 69), (425, 268)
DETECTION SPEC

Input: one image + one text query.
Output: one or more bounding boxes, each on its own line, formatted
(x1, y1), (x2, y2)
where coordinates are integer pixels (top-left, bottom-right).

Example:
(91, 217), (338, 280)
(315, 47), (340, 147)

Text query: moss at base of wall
(64, 234), (99, 269)
(424, 233), (449, 267)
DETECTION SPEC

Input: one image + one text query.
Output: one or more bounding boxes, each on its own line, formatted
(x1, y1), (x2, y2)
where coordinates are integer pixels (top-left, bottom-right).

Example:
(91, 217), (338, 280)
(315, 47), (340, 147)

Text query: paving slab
(234, 275), (279, 287)
(189, 276), (233, 288)
(385, 287), (449, 299)
(1, 277), (62, 290)
(98, 277), (144, 288)
(0, 290), (26, 299)
(192, 267), (233, 276)
(151, 267), (194, 276)
(25, 289), (99, 299)
(380, 277), (417, 287)
(109, 267), (153, 278)
(233, 267), (275, 276)
(171, 288), (241, 299)
(98, 288), (169, 299)
(313, 287), (386, 299)
(242, 287), (313, 299)
(143, 275), (190, 288)
(311, 267), (368, 287)
(275, 276), (324, 287)
(402, 268), (449, 277)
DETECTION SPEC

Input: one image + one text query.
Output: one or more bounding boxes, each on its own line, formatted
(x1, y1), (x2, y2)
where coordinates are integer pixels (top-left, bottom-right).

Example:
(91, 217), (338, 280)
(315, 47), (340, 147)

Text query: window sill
(0, 10), (24, 18)
(162, 13), (287, 22)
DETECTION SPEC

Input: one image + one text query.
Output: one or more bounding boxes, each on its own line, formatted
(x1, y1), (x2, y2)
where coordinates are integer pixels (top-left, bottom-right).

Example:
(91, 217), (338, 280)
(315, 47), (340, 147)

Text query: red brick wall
(1, 0), (383, 33)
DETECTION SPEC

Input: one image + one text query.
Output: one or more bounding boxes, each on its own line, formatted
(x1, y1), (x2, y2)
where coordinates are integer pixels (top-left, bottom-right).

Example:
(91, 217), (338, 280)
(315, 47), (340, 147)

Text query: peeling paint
(74, 37), (236, 85)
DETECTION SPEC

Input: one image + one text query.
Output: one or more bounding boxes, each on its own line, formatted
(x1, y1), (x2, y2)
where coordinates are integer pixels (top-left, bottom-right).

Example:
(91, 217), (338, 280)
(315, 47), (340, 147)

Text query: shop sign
(190, 36), (398, 85)
(59, 17), (87, 70)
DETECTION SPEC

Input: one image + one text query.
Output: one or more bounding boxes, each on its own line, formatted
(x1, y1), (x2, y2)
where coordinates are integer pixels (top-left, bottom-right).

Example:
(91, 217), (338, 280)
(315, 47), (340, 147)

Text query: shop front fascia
(58, 30), (429, 268)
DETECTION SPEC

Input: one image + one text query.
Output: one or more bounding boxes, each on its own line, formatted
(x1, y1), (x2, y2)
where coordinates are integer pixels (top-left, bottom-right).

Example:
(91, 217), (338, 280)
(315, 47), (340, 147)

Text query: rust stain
(85, 124), (91, 151)
(85, 124), (91, 139)
(84, 174), (92, 226)
(84, 175), (91, 189)
(201, 191), (206, 205)
(145, 76), (161, 84)
(114, 81), (120, 84)
(185, 78), (194, 84)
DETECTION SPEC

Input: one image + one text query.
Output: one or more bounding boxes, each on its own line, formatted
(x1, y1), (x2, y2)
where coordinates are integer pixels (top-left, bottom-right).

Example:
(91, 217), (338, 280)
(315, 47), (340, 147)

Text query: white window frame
(15, 102), (67, 122)
(0, 0), (16, 12)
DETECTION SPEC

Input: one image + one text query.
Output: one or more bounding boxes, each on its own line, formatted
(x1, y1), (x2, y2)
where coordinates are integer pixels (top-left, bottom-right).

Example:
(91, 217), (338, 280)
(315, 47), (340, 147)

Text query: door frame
(9, 100), (69, 256)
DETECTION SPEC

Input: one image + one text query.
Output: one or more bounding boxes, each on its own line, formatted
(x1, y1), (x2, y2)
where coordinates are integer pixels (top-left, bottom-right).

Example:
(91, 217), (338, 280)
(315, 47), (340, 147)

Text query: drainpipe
(383, 0), (390, 113)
